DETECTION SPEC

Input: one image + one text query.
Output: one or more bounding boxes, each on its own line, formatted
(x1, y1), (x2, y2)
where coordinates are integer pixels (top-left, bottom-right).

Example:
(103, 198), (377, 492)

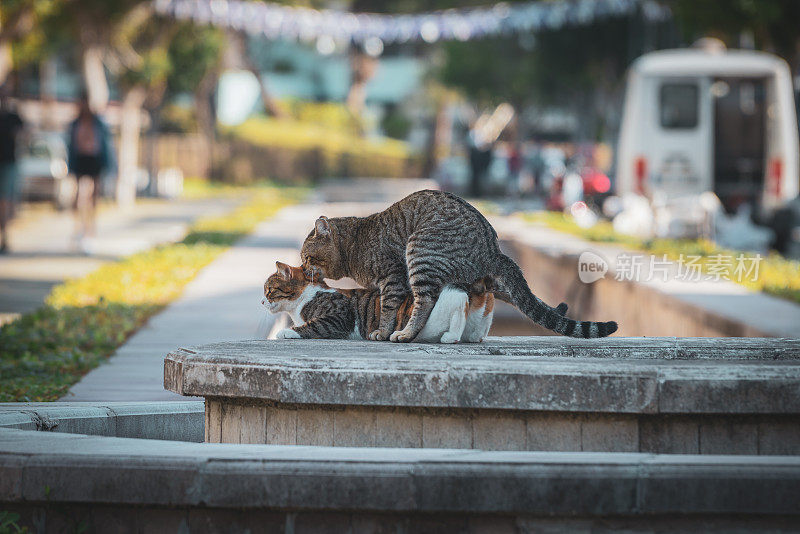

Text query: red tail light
(769, 158), (783, 198)
(634, 156), (647, 195)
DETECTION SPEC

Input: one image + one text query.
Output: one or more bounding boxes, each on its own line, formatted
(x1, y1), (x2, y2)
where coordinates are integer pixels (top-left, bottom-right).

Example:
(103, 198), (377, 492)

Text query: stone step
(164, 337), (800, 454)
(1, 428), (799, 532)
(0, 401), (204, 442)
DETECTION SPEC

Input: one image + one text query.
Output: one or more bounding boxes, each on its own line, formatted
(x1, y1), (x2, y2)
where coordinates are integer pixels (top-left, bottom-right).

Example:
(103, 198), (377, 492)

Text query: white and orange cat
(263, 262), (495, 343)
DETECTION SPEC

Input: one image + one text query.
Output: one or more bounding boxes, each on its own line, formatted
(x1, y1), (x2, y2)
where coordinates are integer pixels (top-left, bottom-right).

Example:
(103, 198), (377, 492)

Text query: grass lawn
(522, 211), (800, 305)
(0, 183), (306, 402)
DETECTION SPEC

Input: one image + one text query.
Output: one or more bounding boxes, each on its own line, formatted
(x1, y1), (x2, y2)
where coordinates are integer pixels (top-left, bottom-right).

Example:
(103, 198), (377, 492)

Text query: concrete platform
(164, 337), (800, 453)
(165, 337), (800, 413)
(1, 428), (799, 532)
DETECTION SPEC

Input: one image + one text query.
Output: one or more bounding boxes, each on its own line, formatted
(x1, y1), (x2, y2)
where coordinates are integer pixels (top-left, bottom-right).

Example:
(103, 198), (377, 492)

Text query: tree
(0, 0), (52, 87)
(439, 10), (676, 141)
(669, 0), (800, 73)
(111, 2), (175, 206)
(165, 24), (226, 179)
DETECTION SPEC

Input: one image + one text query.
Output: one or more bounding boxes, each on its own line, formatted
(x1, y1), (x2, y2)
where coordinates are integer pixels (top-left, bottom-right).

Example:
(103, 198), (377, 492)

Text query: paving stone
(422, 414), (472, 449)
(239, 405), (267, 444)
(375, 410), (422, 448)
(758, 419), (800, 455)
(187, 508), (284, 533)
(639, 416), (699, 454)
(525, 413), (582, 452)
(581, 415), (639, 453)
(473, 414), (526, 451)
(220, 404), (243, 443)
(699, 419), (759, 455)
(293, 512), (352, 534)
(296, 409), (334, 446)
(265, 407), (296, 445)
(334, 408), (376, 447)
(206, 400), (222, 443)
(0, 455), (23, 500)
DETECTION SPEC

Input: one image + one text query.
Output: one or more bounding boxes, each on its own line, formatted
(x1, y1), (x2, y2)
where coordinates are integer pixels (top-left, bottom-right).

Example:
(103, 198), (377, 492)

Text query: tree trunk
(231, 32), (285, 118)
(246, 63), (285, 118)
(195, 66), (219, 179)
(144, 83), (167, 196)
(81, 44), (109, 112)
(117, 85), (147, 207)
(346, 51), (378, 120)
(423, 101), (452, 178)
(0, 43), (11, 87)
(39, 58), (58, 131)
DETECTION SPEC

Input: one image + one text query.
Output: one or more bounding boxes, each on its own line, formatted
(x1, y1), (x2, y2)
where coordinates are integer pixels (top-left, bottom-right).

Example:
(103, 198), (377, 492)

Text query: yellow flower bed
(0, 185), (305, 401)
(523, 211), (800, 304)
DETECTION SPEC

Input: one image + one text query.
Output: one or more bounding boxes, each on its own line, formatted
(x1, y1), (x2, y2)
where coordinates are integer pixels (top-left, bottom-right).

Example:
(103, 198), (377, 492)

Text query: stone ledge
(0, 402), (204, 442)
(1, 428), (799, 516)
(164, 337), (800, 414)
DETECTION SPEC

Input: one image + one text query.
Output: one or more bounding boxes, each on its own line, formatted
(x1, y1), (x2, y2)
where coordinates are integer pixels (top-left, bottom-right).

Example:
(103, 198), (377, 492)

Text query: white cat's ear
(275, 261), (292, 279)
(314, 216), (330, 237)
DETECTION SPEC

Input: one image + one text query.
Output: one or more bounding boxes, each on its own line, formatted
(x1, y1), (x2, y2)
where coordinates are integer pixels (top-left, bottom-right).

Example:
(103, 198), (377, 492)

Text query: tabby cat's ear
(276, 261), (292, 279)
(314, 216), (331, 237)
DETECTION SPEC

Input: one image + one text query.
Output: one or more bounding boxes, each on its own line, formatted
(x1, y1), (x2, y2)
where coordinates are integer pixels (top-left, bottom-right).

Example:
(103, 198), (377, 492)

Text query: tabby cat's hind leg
(390, 235), (449, 342)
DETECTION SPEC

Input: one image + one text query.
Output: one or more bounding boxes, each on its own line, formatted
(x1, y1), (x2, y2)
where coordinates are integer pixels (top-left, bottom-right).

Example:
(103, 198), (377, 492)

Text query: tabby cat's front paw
(276, 328), (301, 339)
(389, 329), (415, 343)
(368, 329), (389, 341)
(439, 332), (460, 344)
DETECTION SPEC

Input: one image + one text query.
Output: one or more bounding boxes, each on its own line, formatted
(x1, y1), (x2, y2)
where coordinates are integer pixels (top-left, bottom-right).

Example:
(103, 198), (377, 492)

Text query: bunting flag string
(154, 0), (670, 49)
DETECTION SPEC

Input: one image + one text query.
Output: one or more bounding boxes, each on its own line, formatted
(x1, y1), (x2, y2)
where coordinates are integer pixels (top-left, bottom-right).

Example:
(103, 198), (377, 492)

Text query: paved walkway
(59, 195), (394, 401)
(0, 197), (239, 324)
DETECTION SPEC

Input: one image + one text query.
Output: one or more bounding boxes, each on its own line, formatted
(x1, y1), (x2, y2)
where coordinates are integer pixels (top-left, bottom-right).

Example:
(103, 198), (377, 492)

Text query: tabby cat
(301, 189), (617, 342)
(263, 261), (496, 343)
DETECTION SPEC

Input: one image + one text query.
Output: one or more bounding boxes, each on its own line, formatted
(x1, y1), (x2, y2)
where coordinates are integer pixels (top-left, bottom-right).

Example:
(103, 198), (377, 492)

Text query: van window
(660, 83), (699, 129)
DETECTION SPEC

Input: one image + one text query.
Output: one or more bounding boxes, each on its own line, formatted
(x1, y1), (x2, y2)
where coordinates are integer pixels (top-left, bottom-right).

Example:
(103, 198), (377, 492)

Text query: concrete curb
(0, 402), (204, 442)
(1, 428), (799, 516)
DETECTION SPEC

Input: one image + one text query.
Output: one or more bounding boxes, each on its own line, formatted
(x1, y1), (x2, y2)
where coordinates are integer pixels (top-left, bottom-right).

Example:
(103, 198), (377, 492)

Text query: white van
(616, 44), (799, 229)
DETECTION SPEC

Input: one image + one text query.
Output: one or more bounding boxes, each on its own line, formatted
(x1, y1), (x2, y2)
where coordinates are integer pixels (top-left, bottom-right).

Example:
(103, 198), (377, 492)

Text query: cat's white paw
(439, 332), (460, 344)
(389, 329), (414, 343)
(276, 328), (301, 339)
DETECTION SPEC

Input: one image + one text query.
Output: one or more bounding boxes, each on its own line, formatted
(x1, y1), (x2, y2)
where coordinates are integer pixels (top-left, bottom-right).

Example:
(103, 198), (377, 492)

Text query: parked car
(616, 42), (799, 236)
(18, 132), (75, 210)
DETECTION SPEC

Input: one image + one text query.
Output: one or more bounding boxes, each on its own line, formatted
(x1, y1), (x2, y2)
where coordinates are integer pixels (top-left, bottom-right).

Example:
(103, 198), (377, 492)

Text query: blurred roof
(633, 48), (789, 77)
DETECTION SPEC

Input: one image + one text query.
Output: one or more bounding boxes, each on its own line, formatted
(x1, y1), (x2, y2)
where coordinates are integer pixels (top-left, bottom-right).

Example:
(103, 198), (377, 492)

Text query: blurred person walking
(67, 94), (114, 252)
(507, 141), (522, 197)
(0, 87), (24, 253)
(467, 126), (492, 198)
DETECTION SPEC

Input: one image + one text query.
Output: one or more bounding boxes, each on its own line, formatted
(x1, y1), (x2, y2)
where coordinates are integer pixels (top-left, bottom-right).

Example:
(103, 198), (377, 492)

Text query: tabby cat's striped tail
(493, 253), (618, 338)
